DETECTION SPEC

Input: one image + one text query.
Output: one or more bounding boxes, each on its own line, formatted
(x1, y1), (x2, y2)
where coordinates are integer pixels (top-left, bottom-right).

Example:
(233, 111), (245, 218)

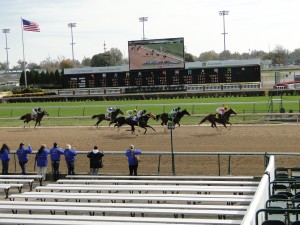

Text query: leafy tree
(91, 53), (112, 67)
(81, 57), (91, 67)
(27, 63), (41, 70)
(198, 51), (219, 61)
(271, 45), (287, 65)
(40, 56), (59, 72)
(184, 53), (195, 62)
(108, 48), (123, 65)
(0, 62), (7, 70)
(219, 50), (231, 60)
(59, 59), (74, 69)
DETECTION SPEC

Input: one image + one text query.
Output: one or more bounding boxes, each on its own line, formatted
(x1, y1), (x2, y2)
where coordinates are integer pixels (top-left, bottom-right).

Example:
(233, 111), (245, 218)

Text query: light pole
(2, 29), (10, 70)
(68, 23), (76, 64)
(139, 17), (148, 40)
(219, 10), (229, 60)
(167, 122), (175, 175)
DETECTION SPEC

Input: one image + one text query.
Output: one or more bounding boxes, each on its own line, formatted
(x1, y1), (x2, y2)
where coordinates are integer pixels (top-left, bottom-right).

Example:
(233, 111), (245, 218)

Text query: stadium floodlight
(68, 23), (76, 64)
(139, 17), (148, 40)
(219, 10), (229, 60)
(2, 29), (10, 70)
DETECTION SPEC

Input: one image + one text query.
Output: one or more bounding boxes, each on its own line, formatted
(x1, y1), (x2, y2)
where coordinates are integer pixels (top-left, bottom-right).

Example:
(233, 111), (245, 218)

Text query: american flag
(22, 19), (40, 32)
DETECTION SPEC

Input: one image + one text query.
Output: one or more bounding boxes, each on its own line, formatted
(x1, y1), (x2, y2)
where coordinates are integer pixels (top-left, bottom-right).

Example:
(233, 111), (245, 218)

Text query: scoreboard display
(63, 65), (261, 88)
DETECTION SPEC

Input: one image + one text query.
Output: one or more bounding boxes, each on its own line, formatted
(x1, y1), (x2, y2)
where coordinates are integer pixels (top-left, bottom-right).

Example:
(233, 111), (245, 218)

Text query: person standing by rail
(50, 142), (64, 181)
(64, 144), (77, 175)
(16, 143), (32, 175)
(87, 146), (104, 175)
(0, 144), (10, 175)
(35, 144), (50, 181)
(125, 144), (142, 176)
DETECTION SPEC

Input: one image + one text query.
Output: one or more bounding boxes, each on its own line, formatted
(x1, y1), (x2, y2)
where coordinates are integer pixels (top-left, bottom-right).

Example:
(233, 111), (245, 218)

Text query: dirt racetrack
(1, 124), (299, 153)
(1, 124), (299, 176)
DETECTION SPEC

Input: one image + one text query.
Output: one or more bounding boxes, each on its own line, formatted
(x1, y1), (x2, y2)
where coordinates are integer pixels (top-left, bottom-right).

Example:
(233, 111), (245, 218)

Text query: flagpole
(21, 17), (27, 87)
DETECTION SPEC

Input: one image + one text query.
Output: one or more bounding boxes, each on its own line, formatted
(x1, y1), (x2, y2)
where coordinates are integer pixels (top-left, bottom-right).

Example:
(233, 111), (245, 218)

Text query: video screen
(128, 37), (185, 71)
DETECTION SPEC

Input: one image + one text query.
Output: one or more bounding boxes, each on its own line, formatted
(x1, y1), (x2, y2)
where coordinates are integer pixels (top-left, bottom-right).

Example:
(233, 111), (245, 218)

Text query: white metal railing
(241, 155), (275, 225)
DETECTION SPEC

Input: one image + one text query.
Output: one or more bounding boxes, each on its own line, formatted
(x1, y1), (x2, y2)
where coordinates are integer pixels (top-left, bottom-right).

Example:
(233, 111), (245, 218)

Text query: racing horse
(92, 108), (124, 127)
(155, 109), (191, 128)
(199, 108), (237, 131)
(20, 110), (49, 129)
(110, 113), (156, 135)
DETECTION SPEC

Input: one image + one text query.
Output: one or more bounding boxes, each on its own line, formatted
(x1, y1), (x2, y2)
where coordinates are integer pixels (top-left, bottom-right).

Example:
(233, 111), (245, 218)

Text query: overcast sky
(0, 0), (299, 67)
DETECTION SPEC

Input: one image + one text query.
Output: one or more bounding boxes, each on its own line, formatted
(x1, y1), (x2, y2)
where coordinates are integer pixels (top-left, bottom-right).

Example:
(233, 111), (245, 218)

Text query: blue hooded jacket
(16, 145), (32, 163)
(64, 148), (77, 163)
(36, 149), (50, 167)
(0, 149), (10, 162)
(50, 147), (64, 161)
(125, 148), (141, 166)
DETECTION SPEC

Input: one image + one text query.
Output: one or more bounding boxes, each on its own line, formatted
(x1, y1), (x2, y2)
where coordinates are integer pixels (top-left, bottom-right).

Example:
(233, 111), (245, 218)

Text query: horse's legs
(226, 122), (232, 130)
(146, 125), (156, 132)
(199, 117), (207, 125)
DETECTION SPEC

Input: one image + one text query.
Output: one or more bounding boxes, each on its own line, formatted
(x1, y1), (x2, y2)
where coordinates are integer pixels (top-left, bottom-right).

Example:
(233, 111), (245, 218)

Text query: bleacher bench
(9, 192), (253, 204)
(0, 213), (243, 224)
(56, 179), (260, 186)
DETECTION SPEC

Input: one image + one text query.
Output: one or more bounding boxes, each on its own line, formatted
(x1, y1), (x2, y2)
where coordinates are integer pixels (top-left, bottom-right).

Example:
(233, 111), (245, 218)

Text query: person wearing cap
(106, 107), (116, 119)
(50, 142), (64, 181)
(125, 144), (142, 176)
(64, 144), (77, 175)
(169, 106), (181, 120)
(126, 109), (138, 121)
(35, 144), (50, 181)
(16, 143), (32, 175)
(87, 146), (105, 175)
(216, 105), (229, 119)
(32, 107), (42, 120)
(0, 144), (10, 175)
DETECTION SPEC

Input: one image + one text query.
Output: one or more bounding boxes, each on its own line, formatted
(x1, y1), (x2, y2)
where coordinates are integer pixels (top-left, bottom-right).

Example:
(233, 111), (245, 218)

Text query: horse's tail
(155, 114), (161, 121)
(92, 114), (100, 120)
(199, 117), (207, 125)
(20, 115), (26, 120)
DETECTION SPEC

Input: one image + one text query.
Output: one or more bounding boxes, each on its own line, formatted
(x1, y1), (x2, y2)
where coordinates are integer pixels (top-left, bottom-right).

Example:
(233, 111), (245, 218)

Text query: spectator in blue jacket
(16, 143), (32, 175)
(35, 144), (50, 181)
(50, 142), (64, 181)
(0, 144), (10, 175)
(125, 144), (142, 176)
(64, 144), (77, 175)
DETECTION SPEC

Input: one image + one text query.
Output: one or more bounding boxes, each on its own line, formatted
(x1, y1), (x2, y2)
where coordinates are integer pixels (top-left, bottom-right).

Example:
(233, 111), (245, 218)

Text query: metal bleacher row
(0, 174), (261, 225)
(256, 167), (300, 225)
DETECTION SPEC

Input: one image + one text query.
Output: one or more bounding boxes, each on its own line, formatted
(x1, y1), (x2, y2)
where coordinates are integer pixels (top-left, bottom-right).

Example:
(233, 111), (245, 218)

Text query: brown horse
(199, 108), (237, 131)
(20, 110), (49, 129)
(110, 113), (156, 135)
(155, 109), (191, 128)
(92, 108), (124, 127)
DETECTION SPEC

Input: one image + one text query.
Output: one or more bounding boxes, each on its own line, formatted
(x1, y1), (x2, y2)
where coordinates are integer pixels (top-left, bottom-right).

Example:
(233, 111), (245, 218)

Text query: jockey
(216, 106), (229, 118)
(169, 106), (181, 120)
(137, 109), (146, 119)
(127, 109), (137, 121)
(106, 107), (116, 119)
(32, 107), (42, 120)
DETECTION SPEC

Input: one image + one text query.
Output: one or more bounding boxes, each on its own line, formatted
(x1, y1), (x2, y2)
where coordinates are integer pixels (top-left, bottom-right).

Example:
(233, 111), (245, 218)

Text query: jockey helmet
(143, 110), (146, 113)
(38, 107), (41, 111)
(224, 106), (228, 110)
(178, 106), (181, 110)
(133, 109), (137, 113)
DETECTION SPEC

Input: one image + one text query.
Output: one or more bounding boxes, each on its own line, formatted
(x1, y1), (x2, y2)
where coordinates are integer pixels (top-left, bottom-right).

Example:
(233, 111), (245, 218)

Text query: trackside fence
(8, 152), (300, 177)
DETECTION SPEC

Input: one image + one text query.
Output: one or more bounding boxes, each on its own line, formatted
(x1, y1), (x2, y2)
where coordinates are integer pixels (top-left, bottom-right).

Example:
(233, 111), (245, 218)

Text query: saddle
(215, 113), (223, 119)
(31, 113), (36, 120)
(168, 113), (175, 120)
